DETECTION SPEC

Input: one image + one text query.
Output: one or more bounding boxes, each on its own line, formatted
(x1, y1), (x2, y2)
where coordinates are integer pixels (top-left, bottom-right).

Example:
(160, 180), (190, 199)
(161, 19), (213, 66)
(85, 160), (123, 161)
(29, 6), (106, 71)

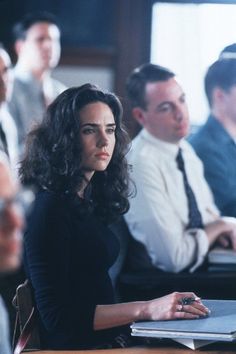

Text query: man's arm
(192, 140), (236, 217)
(125, 160), (209, 273)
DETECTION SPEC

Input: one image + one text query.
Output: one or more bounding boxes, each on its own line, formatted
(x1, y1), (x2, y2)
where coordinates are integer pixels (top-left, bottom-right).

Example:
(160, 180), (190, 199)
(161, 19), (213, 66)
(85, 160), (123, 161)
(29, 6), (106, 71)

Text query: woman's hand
(140, 292), (210, 321)
(94, 292), (210, 330)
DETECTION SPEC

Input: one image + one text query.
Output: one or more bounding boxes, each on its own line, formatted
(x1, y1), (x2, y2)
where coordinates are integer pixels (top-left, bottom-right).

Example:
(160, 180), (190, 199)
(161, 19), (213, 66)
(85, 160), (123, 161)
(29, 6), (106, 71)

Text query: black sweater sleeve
(24, 192), (98, 348)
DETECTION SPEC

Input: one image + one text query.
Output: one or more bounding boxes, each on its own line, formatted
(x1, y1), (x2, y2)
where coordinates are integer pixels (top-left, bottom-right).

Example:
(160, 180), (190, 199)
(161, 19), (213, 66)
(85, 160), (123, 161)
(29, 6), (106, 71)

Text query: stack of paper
(131, 300), (236, 350)
(208, 248), (236, 271)
(208, 248), (236, 264)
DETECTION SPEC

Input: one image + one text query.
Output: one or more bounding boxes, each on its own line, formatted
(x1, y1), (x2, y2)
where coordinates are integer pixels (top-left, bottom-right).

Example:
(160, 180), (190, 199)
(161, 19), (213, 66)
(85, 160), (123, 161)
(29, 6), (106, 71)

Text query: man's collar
(141, 128), (183, 157)
(14, 64), (50, 85)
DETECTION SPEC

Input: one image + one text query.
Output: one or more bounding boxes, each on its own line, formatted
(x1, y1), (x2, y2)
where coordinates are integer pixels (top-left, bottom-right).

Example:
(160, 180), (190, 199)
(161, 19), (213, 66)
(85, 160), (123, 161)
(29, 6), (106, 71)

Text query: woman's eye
(82, 128), (95, 135)
(106, 128), (115, 134)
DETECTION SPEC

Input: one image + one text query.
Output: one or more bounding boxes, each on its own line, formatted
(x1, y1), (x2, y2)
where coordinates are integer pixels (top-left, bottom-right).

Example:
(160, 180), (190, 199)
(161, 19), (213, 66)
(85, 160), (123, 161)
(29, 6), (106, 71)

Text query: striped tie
(176, 148), (203, 230)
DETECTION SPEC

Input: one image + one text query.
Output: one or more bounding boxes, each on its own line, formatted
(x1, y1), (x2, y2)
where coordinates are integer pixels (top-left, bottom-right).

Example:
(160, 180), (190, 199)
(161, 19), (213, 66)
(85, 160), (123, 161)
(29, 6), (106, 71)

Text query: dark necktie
(176, 148), (203, 230)
(0, 122), (9, 157)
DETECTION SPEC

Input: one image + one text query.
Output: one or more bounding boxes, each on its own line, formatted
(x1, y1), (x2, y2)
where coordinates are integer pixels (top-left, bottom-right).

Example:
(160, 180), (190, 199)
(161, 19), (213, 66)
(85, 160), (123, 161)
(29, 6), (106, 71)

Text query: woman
(20, 84), (209, 350)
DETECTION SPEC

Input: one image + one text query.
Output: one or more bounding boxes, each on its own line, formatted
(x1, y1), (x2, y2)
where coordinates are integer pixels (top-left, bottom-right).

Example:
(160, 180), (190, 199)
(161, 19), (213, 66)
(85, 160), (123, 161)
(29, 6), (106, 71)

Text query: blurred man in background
(0, 45), (18, 168)
(8, 12), (66, 152)
(190, 58), (236, 217)
(0, 154), (23, 354)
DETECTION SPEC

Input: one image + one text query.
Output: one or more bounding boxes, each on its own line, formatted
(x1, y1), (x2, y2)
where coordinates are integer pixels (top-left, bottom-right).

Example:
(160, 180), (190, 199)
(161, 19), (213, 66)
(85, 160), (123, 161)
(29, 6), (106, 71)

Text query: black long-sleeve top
(23, 190), (125, 349)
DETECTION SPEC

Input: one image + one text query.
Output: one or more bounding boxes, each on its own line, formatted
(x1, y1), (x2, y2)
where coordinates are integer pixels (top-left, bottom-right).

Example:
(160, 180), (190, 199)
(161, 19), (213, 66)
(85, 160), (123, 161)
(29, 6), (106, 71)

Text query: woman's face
(79, 101), (116, 180)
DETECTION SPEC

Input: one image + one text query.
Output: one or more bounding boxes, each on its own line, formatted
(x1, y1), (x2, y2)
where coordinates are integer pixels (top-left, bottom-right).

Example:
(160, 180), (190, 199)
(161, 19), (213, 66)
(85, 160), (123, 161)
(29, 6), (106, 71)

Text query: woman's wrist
(134, 300), (151, 321)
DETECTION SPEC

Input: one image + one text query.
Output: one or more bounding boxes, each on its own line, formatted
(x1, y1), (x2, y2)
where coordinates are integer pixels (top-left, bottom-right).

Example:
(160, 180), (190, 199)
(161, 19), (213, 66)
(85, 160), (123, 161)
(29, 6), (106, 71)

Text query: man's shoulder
(190, 121), (218, 154)
(10, 77), (34, 104)
(50, 76), (67, 94)
(11, 76), (29, 91)
(129, 131), (165, 163)
(191, 116), (223, 141)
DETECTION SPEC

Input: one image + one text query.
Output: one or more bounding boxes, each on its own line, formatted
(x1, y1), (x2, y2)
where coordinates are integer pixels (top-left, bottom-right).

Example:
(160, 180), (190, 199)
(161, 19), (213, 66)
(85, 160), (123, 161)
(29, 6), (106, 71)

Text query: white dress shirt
(0, 103), (19, 171)
(0, 296), (11, 354)
(125, 129), (219, 273)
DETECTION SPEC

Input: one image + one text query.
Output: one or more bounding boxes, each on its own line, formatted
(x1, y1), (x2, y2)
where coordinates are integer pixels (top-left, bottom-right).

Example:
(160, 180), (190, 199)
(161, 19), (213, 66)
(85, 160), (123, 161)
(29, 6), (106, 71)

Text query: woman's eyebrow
(81, 123), (116, 127)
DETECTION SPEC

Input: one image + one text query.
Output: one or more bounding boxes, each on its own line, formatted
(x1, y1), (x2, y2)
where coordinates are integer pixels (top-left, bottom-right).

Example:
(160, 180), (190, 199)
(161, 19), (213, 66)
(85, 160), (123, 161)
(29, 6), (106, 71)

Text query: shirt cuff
(189, 229), (209, 272)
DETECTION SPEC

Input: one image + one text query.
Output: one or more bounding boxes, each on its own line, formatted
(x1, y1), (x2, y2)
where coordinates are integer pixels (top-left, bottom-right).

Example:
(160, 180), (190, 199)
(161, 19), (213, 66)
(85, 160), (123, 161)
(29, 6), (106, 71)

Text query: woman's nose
(97, 132), (109, 147)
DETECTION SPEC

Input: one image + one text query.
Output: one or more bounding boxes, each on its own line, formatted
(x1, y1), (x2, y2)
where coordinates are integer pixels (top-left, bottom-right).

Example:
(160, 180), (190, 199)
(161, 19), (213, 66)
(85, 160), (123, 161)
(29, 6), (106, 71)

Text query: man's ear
(212, 87), (225, 104)
(132, 107), (146, 126)
(14, 40), (24, 56)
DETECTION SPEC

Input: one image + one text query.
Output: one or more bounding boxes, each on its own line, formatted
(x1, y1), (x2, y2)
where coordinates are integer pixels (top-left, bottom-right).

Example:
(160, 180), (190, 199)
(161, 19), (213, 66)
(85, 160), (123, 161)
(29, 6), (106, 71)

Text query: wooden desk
(26, 341), (236, 354)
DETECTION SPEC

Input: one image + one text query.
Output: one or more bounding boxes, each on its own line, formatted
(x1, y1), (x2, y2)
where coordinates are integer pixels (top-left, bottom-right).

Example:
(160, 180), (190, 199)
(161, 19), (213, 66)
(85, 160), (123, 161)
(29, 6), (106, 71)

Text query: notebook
(208, 247), (236, 264)
(131, 300), (236, 350)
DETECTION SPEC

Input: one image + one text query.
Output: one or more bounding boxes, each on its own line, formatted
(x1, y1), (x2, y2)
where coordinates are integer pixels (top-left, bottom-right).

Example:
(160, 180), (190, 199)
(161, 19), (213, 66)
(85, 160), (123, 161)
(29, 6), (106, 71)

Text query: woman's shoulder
(35, 189), (64, 205)
(29, 190), (69, 218)
(32, 190), (87, 215)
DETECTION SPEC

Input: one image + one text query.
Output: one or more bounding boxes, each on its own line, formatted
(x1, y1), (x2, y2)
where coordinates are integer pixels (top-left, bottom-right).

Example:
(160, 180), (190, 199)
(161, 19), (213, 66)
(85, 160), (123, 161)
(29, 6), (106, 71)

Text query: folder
(208, 247), (236, 264)
(131, 300), (236, 350)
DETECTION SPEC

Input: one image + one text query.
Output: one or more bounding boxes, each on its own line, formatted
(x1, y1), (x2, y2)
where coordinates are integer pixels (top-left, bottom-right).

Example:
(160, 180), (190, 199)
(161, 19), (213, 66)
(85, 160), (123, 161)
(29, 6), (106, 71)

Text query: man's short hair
(126, 63), (175, 109)
(205, 59), (236, 107)
(12, 11), (60, 42)
(219, 43), (236, 59)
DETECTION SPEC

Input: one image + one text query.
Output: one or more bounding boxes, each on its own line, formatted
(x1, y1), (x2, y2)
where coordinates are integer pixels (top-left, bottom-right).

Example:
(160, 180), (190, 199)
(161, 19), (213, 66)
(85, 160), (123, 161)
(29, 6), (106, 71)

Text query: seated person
(0, 153), (24, 354)
(0, 45), (19, 168)
(190, 58), (236, 217)
(19, 84), (209, 350)
(8, 12), (66, 153)
(124, 63), (236, 273)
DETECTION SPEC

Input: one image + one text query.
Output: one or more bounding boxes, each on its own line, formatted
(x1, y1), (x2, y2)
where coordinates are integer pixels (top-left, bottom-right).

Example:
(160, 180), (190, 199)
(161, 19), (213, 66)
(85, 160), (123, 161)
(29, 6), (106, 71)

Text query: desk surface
(26, 341), (236, 354)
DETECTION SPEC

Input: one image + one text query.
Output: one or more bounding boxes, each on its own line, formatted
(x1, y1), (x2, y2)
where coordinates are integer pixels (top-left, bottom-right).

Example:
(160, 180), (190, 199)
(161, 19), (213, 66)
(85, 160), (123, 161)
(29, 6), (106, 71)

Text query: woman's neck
(78, 171), (94, 198)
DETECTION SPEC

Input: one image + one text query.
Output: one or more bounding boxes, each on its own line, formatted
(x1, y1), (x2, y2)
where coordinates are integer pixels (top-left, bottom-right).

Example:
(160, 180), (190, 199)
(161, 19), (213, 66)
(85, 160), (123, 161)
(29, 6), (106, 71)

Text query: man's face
(222, 85), (236, 124)
(0, 49), (12, 103)
(16, 22), (61, 72)
(134, 78), (190, 144)
(0, 161), (24, 273)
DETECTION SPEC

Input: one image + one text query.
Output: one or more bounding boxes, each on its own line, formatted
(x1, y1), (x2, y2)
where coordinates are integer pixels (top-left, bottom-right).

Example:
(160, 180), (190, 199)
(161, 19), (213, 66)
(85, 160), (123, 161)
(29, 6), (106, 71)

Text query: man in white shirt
(124, 63), (236, 273)
(0, 46), (19, 169)
(8, 12), (66, 153)
(0, 154), (24, 354)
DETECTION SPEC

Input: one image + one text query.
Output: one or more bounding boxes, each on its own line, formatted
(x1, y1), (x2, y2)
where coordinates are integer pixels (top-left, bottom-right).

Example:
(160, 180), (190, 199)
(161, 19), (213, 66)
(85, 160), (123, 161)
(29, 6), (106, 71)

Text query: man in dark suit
(190, 58), (236, 217)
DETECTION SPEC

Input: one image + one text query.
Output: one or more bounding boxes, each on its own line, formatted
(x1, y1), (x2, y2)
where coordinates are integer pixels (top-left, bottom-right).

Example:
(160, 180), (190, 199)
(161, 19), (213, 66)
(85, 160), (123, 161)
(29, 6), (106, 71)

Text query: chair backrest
(12, 279), (41, 353)
(109, 217), (132, 300)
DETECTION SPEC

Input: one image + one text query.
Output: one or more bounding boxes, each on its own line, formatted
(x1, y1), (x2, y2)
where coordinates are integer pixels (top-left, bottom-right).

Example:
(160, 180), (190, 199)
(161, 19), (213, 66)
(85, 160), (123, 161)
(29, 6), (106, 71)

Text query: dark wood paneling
(60, 48), (115, 67)
(114, 0), (153, 137)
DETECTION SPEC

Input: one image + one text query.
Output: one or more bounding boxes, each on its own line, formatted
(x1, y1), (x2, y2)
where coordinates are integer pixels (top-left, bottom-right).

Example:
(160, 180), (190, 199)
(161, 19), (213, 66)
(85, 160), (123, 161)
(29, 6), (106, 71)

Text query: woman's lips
(95, 152), (110, 159)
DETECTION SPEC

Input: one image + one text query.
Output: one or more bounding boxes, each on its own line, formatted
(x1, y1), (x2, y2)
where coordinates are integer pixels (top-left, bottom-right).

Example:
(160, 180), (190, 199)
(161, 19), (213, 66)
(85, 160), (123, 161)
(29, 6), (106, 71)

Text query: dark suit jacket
(190, 115), (236, 216)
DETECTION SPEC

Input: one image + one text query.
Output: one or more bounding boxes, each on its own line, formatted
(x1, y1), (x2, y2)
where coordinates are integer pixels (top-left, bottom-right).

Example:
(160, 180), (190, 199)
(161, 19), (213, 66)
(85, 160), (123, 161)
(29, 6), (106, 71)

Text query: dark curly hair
(19, 84), (132, 221)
